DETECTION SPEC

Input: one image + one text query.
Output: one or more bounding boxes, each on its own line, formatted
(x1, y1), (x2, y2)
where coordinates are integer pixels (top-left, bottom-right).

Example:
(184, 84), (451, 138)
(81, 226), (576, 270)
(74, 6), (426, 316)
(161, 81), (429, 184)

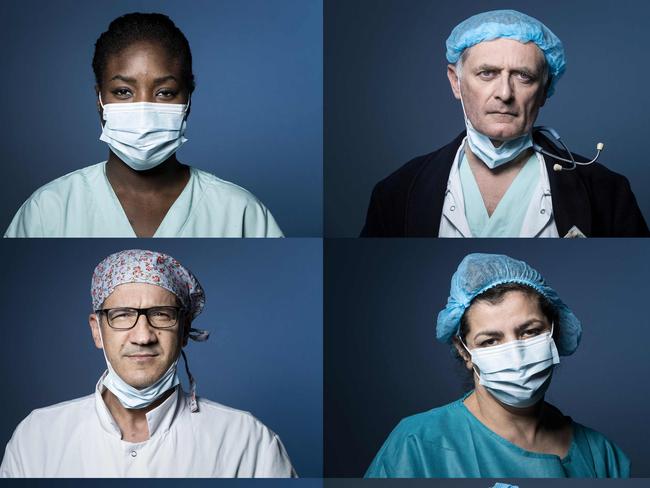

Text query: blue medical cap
(436, 253), (581, 356)
(492, 484), (519, 488)
(446, 9), (566, 96)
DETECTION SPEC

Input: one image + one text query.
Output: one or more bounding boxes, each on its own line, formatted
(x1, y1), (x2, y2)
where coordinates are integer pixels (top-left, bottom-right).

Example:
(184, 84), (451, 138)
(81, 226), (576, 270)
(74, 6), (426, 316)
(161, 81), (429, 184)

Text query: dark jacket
(360, 132), (650, 237)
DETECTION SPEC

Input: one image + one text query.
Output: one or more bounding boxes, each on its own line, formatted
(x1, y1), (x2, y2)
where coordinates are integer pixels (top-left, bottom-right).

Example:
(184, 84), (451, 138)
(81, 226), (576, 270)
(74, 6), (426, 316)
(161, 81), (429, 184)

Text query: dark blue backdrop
(0, 238), (322, 477)
(1, 0), (322, 237)
(324, 0), (650, 236)
(324, 239), (650, 476)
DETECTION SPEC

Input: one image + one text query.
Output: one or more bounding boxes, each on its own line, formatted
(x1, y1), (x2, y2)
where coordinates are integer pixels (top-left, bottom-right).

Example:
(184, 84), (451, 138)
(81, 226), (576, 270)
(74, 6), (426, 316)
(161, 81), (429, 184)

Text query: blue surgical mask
(457, 79), (533, 169)
(460, 325), (560, 408)
(99, 94), (189, 171)
(98, 326), (180, 410)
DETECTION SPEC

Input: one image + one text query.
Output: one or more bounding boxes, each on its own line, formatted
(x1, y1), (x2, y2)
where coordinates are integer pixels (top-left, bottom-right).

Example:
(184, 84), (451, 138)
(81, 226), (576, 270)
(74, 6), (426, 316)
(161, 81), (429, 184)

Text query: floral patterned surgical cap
(91, 249), (205, 321)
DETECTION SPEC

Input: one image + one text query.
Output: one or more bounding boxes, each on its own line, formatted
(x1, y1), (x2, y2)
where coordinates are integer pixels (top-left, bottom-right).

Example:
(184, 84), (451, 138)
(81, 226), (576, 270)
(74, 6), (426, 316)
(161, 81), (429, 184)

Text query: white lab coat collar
(438, 138), (559, 237)
(94, 371), (182, 440)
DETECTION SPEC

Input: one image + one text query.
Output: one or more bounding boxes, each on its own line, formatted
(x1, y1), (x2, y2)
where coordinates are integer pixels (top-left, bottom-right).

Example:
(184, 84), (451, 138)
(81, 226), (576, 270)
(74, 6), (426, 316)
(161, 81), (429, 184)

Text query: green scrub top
(365, 394), (630, 478)
(459, 152), (539, 237)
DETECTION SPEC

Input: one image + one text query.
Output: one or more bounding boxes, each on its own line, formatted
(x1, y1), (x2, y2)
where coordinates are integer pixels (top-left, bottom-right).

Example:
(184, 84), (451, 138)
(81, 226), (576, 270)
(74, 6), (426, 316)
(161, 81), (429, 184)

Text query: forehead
(463, 38), (545, 70)
(103, 282), (178, 307)
(103, 40), (184, 79)
(464, 290), (545, 332)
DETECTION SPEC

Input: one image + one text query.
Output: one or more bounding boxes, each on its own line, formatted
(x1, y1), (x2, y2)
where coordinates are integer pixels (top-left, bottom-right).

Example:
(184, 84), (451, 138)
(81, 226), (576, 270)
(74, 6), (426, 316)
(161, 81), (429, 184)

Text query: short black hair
(92, 12), (195, 93)
(458, 282), (559, 343)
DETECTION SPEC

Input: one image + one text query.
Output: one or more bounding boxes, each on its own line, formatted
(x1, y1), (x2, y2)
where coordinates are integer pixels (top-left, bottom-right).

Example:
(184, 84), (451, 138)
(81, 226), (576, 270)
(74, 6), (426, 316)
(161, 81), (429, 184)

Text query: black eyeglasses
(95, 306), (183, 330)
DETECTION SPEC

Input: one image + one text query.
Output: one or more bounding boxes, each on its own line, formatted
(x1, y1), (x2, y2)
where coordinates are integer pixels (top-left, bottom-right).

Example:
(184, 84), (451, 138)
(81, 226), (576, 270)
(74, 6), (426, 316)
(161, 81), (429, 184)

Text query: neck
(106, 151), (189, 193)
(466, 386), (545, 441)
(102, 387), (175, 442)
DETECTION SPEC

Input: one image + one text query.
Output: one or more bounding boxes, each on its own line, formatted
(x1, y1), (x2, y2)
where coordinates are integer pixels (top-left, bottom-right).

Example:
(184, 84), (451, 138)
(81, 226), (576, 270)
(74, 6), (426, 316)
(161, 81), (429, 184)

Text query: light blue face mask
(457, 79), (533, 169)
(465, 118), (533, 169)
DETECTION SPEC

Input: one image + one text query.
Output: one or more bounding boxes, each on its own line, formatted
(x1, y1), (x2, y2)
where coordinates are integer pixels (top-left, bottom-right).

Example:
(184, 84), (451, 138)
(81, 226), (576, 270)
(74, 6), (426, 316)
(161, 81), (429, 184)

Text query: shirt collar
(94, 371), (183, 440)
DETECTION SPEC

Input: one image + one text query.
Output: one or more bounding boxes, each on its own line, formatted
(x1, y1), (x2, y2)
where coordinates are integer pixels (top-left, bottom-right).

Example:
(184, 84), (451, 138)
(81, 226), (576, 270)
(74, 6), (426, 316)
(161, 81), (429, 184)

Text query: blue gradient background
(0, 238), (322, 477)
(325, 0), (650, 236)
(1, 0), (322, 237)
(325, 239), (650, 476)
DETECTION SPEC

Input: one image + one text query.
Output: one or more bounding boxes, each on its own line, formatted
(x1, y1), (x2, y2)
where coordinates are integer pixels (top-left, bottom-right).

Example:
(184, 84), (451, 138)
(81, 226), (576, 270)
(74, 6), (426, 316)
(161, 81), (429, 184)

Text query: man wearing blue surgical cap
(365, 253), (630, 478)
(361, 10), (648, 237)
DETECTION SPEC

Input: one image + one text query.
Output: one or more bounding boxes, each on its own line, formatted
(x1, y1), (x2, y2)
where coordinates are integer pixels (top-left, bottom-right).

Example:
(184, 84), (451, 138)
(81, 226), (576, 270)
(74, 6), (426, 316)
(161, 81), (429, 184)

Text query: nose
(128, 314), (159, 345)
(495, 74), (514, 103)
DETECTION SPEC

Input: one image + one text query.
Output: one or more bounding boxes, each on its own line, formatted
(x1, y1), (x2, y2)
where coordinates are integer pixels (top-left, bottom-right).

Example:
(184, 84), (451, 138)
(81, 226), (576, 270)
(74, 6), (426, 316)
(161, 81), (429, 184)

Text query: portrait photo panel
(325, 0), (650, 237)
(1, 0), (322, 237)
(324, 238), (650, 476)
(0, 238), (323, 476)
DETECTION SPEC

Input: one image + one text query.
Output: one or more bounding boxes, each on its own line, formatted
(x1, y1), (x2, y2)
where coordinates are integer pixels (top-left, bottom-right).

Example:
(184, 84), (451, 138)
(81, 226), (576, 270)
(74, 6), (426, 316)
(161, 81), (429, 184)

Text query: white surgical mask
(97, 324), (180, 410)
(457, 78), (533, 169)
(99, 94), (189, 171)
(460, 325), (560, 408)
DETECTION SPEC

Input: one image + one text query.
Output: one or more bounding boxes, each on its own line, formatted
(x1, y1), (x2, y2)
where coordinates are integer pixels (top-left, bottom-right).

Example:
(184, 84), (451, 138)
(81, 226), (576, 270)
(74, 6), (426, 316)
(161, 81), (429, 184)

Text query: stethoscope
(532, 126), (604, 172)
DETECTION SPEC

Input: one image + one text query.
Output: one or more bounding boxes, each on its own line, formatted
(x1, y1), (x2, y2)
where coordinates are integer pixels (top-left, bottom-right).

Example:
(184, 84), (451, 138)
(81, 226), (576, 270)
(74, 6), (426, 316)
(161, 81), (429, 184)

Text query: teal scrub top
(459, 152), (539, 237)
(365, 394), (630, 478)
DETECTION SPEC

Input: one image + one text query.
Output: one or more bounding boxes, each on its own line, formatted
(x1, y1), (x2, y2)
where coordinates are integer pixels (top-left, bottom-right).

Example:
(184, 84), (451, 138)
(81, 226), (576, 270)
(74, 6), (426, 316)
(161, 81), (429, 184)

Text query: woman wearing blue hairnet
(365, 253), (630, 478)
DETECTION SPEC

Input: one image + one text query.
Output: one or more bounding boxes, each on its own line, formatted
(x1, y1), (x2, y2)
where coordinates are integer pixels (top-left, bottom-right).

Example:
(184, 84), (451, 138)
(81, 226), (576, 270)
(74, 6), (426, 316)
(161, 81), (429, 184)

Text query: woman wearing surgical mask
(4, 13), (283, 237)
(365, 253), (630, 478)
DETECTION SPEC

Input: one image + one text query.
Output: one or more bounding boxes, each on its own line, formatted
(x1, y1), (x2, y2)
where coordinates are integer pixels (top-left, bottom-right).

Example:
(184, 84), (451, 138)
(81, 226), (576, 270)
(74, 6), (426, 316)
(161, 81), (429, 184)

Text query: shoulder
(572, 160), (633, 190)
(365, 399), (465, 477)
(21, 163), (105, 203)
(187, 168), (283, 237)
(572, 421), (631, 475)
(191, 168), (267, 209)
(9, 394), (94, 441)
(572, 421), (628, 453)
(191, 396), (279, 438)
(388, 399), (463, 442)
(372, 134), (464, 195)
(5, 163), (104, 237)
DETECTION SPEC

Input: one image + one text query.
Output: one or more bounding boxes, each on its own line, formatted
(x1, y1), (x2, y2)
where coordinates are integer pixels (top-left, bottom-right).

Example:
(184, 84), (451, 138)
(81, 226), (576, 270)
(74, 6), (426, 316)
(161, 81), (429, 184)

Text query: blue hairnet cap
(436, 253), (581, 355)
(446, 9), (566, 96)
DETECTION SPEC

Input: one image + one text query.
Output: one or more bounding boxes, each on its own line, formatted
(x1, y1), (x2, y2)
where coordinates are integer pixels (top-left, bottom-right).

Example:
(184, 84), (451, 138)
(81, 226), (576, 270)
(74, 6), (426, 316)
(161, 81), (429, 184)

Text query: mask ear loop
(181, 349), (199, 412)
(457, 331), (482, 382)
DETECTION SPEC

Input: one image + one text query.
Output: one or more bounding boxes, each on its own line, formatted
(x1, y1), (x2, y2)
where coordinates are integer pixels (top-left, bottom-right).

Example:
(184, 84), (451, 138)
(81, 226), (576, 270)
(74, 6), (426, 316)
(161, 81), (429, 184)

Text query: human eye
(108, 308), (136, 320)
(111, 87), (133, 99)
(156, 89), (178, 100)
(477, 70), (498, 80)
(515, 71), (536, 84)
(521, 327), (543, 338)
(151, 307), (174, 318)
(478, 338), (499, 347)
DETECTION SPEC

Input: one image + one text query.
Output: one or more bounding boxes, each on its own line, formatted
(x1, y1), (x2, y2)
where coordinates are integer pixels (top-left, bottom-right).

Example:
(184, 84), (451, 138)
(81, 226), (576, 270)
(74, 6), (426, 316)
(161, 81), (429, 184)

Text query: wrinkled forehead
(461, 38), (546, 70)
(101, 282), (181, 308)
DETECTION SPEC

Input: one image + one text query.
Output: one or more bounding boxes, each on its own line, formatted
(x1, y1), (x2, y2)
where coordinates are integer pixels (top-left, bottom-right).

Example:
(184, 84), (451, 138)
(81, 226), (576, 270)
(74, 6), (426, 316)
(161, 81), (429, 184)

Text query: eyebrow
(108, 74), (178, 85)
(472, 319), (547, 341)
(475, 64), (540, 75)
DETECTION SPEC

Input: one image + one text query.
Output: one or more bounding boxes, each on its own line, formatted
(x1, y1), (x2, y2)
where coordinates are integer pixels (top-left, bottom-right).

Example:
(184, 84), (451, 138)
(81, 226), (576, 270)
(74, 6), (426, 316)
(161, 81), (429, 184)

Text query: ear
(89, 313), (103, 350)
(452, 336), (473, 371)
(447, 64), (462, 100)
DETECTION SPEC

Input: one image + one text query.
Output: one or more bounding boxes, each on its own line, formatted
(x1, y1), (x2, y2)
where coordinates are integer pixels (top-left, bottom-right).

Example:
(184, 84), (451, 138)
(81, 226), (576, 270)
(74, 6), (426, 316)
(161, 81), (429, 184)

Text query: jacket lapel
(406, 133), (466, 236)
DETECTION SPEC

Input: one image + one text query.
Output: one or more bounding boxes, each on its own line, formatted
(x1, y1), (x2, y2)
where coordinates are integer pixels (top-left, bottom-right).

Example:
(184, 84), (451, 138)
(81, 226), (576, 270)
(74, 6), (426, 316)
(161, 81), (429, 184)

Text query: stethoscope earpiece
(534, 126), (604, 172)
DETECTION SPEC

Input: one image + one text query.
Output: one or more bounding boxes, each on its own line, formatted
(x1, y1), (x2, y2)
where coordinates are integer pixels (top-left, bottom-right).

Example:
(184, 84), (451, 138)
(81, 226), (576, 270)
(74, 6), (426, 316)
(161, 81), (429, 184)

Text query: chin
(484, 127), (529, 142)
(124, 372), (163, 390)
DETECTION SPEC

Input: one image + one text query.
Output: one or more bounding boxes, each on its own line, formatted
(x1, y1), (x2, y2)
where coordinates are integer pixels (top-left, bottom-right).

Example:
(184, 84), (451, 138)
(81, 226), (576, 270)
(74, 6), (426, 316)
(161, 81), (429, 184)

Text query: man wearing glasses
(0, 249), (296, 477)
